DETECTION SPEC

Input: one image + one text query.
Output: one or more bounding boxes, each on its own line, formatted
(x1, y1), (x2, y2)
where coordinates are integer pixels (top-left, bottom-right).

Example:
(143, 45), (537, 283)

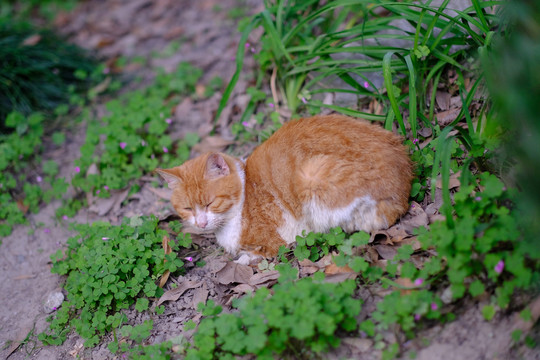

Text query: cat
(156, 114), (413, 264)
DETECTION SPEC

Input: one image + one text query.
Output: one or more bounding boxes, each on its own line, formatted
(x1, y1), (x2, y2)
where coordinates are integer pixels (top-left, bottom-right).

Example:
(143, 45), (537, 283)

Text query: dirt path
(1, 1), (256, 359)
(1, 1), (538, 359)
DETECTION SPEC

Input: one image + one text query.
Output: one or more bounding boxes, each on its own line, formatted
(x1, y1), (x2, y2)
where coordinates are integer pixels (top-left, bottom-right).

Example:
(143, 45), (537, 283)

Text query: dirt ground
(1, 1), (539, 359)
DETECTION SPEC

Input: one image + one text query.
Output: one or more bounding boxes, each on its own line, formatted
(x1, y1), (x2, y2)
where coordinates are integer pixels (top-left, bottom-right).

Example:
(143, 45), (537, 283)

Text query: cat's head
(156, 153), (244, 234)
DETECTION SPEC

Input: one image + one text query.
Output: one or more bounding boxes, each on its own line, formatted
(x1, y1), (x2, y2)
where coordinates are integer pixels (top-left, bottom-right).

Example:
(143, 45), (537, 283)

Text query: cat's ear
(156, 168), (182, 189)
(205, 153), (230, 179)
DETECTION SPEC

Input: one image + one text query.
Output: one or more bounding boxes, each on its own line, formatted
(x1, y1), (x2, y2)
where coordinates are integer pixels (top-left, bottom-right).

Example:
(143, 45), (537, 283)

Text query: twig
(270, 66), (279, 111)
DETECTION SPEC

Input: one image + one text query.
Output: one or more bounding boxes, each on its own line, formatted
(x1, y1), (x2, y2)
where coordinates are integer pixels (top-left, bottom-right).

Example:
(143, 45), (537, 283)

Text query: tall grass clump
(482, 0), (540, 256)
(0, 21), (101, 128)
(217, 0), (499, 138)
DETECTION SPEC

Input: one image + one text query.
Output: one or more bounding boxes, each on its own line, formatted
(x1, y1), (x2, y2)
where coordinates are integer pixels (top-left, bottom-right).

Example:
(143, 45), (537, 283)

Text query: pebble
(43, 291), (64, 313)
(441, 286), (453, 304)
(342, 337), (373, 352)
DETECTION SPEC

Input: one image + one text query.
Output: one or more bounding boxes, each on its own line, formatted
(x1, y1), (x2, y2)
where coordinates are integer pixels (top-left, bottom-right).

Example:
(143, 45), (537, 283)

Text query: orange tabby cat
(157, 114), (413, 264)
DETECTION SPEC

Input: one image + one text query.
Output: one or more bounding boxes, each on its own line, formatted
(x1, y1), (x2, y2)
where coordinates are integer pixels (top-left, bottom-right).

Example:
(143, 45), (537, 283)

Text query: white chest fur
(214, 161), (245, 255)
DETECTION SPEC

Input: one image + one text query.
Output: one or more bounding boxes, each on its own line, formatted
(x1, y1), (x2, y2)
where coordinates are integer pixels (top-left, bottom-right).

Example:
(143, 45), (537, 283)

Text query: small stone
(43, 291), (64, 313)
(342, 337), (373, 352)
(441, 286), (453, 304)
(382, 330), (397, 344)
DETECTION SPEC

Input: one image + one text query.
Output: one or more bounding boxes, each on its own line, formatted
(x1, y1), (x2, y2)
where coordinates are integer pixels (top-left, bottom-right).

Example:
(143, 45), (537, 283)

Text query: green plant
(286, 167), (538, 356)
(0, 112), (69, 236)
(72, 62), (203, 195)
(481, 0), (540, 256)
(186, 264), (361, 359)
(216, 0), (498, 126)
(417, 171), (537, 308)
(0, 0), (79, 22)
(0, 20), (102, 125)
(106, 320), (178, 359)
(39, 217), (191, 347)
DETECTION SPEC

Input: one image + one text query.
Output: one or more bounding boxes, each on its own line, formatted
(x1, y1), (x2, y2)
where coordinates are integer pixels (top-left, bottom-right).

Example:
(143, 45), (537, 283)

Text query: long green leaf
(439, 132), (454, 227)
(260, 10), (294, 65)
(383, 51), (406, 136)
(404, 55), (417, 140)
(213, 16), (259, 124)
(470, 0), (489, 30)
(316, 104), (385, 122)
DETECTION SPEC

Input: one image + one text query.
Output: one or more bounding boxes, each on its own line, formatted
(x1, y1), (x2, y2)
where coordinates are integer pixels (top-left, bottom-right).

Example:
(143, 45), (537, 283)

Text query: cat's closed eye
(184, 207), (192, 212)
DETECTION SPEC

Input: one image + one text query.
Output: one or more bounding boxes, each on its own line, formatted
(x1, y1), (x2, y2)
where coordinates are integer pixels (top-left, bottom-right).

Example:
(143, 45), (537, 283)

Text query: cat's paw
(235, 252), (263, 265)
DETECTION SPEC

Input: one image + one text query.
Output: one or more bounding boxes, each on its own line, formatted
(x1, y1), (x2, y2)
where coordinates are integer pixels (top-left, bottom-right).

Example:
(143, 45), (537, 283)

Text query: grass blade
(404, 54), (417, 140)
(470, 0), (490, 30)
(315, 104), (385, 122)
(213, 16), (259, 124)
(385, 107), (395, 131)
(383, 51), (406, 136)
(439, 132), (454, 227)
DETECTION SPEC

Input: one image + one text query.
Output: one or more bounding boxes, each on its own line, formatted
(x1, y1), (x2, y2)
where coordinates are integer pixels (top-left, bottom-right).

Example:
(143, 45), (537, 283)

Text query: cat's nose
(198, 220), (207, 229)
(195, 213), (208, 229)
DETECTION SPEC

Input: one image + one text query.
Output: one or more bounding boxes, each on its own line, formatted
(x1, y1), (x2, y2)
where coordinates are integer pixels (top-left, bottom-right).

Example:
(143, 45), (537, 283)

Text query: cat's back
(248, 114), (410, 174)
(245, 114), (413, 232)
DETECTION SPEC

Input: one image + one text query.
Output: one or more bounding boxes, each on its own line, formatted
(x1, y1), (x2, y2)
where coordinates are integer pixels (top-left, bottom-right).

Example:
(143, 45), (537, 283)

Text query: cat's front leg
(236, 232), (286, 264)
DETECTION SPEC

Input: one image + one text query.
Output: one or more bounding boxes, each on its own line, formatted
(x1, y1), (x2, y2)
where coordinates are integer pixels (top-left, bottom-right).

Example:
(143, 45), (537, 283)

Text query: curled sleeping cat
(157, 114), (413, 265)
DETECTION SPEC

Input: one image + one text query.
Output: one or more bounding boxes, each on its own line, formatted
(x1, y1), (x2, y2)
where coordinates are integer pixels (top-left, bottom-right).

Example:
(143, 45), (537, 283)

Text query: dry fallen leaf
(373, 259), (388, 271)
(157, 280), (201, 306)
(298, 258), (320, 276)
(68, 341), (84, 358)
(16, 199), (29, 214)
(374, 244), (397, 260)
(384, 225), (409, 243)
(399, 201), (429, 234)
(315, 254), (334, 268)
(249, 270), (280, 287)
(192, 136), (234, 154)
(399, 236), (422, 251)
(324, 262), (354, 275)
(436, 107), (461, 127)
(368, 99), (384, 115)
(324, 272), (357, 283)
(410, 254), (426, 269)
(429, 214), (446, 224)
(365, 246), (380, 263)
(436, 171), (461, 190)
(418, 127), (433, 138)
(147, 185), (172, 200)
(88, 189), (129, 216)
(215, 262), (253, 285)
(394, 277), (415, 295)
(370, 230), (389, 244)
(22, 34), (41, 46)
(231, 283), (256, 294)
(191, 283), (209, 309)
(425, 188), (444, 217)
(159, 236), (173, 288)
(435, 90), (451, 111)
